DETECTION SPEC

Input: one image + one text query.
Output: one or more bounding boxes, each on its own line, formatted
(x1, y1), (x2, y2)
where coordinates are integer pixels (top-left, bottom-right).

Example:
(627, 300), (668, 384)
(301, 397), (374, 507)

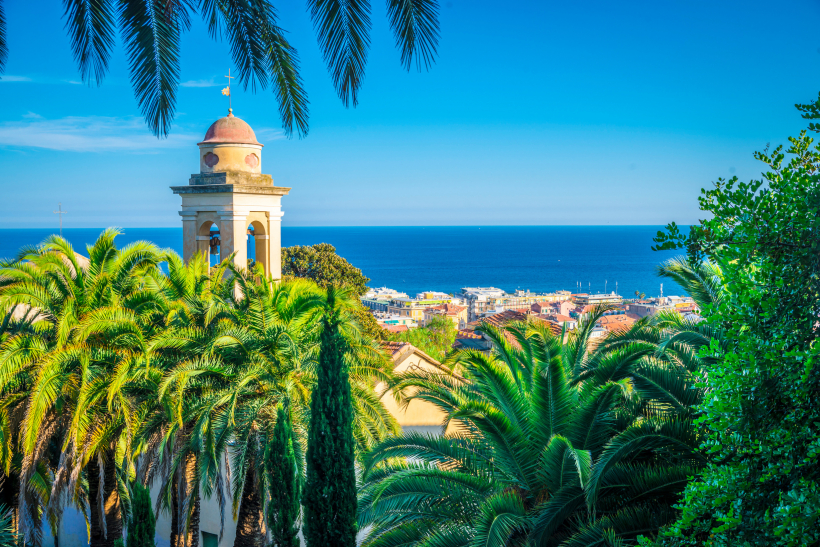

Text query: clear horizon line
(0, 223), (683, 230)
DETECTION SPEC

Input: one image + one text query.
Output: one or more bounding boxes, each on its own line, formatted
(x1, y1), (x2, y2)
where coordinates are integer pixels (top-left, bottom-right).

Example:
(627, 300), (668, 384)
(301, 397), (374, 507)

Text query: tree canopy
(648, 93), (820, 545)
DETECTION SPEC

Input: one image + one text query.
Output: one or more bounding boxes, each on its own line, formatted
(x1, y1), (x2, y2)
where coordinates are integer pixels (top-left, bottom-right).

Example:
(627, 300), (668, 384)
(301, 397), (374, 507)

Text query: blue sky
(1, 0), (819, 227)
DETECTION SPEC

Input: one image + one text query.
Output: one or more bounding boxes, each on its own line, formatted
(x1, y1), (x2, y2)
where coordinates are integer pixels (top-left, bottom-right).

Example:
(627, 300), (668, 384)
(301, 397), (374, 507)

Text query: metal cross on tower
(222, 69), (235, 111)
(53, 203), (67, 237)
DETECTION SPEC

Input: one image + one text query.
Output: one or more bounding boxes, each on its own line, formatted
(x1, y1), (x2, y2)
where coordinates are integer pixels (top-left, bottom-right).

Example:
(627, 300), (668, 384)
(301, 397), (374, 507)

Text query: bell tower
(171, 109), (290, 279)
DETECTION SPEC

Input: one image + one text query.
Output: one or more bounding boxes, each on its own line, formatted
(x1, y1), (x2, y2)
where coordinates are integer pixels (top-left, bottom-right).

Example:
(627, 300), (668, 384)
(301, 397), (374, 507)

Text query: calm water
(0, 226), (684, 297)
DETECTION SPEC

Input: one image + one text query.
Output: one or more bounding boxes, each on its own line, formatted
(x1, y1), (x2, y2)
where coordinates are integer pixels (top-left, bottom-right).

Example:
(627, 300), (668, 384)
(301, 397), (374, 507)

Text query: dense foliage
(0, 0), (441, 137)
(648, 94), (820, 545)
(267, 404), (301, 547)
(0, 232), (395, 547)
(282, 243), (385, 340)
(303, 289), (358, 547)
(127, 483), (156, 547)
(388, 315), (456, 361)
(361, 297), (715, 546)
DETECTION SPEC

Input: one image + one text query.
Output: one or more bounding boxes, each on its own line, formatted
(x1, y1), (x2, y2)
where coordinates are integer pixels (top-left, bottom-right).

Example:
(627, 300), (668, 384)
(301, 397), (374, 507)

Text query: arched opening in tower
(208, 223), (221, 267)
(247, 221), (268, 275)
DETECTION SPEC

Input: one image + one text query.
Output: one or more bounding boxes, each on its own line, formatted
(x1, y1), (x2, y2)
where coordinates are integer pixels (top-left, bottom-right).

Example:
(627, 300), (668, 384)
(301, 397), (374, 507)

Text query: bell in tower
(171, 108), (291, 279)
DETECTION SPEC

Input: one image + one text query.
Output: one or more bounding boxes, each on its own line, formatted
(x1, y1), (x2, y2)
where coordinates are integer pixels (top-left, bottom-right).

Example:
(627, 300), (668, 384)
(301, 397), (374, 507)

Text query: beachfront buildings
(627, 296), (698, 318)
(572, 293), (624, 306)
(460, 287), (570, 321)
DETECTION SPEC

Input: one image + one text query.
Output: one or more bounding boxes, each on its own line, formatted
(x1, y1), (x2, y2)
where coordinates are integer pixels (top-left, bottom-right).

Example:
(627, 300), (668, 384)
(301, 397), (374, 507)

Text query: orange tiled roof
(553, 314), (575, 322)
(382, 324), (409, 333)
(597, 314), (637, 332)
(426, 303), (466, 316)
(379, 340), (409, 357)
(456, 329), (482, 339)
(476, 310), (529, 329)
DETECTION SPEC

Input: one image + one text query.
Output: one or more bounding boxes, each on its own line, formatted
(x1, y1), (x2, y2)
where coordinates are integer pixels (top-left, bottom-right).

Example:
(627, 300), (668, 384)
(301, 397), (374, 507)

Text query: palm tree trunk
(88, 459), (103, 547)
(232, 465), (263, 547)
(88, 455), (123, 547)
(170, 470), (179, 547)
(184, 452), (200, 547)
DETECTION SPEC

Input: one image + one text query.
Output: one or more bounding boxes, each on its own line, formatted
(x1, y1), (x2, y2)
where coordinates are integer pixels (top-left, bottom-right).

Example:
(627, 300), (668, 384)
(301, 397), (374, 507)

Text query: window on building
(202, 531), (219, 547)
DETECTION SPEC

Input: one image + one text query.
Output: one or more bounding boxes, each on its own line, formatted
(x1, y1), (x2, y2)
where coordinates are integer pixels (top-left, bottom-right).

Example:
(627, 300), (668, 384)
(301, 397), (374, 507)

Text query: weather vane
(222, 69), (234, 112)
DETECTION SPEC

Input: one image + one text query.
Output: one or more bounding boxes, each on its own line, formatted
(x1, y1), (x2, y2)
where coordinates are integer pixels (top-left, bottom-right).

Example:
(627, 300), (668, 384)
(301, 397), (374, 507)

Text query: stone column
(180, 211), (198, 261)
(268, 210), (284, 280)
(196, 236), (211, 259)
(219, 213), (249, 271)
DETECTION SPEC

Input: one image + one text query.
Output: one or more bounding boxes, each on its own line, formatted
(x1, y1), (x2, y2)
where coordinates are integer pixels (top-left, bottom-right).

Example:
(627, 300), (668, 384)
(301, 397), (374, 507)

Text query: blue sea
(0, 226), (685, 298)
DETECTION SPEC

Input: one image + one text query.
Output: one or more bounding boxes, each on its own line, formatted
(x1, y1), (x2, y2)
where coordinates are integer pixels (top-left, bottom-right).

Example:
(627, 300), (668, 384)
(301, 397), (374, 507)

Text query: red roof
(597, 314), (637, 332)
(382, 324), (409, 333)
(379, 341), (409, 357)
(426, 303), (467, 316)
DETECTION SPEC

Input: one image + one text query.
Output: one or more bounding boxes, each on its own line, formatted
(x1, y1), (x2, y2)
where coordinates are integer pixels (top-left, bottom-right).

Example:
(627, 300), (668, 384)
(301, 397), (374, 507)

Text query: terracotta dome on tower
(196, 109), (264, 174)
(198, 108), (261, 146)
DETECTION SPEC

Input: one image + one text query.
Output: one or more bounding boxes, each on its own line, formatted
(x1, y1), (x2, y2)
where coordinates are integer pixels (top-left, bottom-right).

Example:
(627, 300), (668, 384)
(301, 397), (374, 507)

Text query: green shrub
(127, 483), (156, 547)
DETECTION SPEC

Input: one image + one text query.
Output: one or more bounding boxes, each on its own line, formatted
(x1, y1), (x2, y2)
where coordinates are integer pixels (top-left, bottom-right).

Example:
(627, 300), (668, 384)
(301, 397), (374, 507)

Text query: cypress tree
(303, 289), (357, 547)
(127, 482), (156, 547)
(267, 404), (301, 547)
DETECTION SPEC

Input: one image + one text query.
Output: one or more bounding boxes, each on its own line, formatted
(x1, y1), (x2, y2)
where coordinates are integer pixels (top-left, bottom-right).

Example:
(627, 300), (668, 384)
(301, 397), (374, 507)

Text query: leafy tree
(282, 244), (369, 296)
(282, 243), (384, 340)
(648, 93), (820, 545)
(303, 288), (358, 547)
(361, 306), (709, 546)
(267, 404), (301, 547)
(388, 315), (455, 361)
(127, 483), (156, 547)
(0, 0), (440, 138)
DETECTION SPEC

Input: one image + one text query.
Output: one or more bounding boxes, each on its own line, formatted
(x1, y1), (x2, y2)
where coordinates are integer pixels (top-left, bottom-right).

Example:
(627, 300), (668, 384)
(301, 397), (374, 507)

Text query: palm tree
(0, 230), (163, 547)
(0, 0), (441, 138)
(359, 309), (707, 546)
(137, 252), (239, 547)
(159, 265), (398, 547)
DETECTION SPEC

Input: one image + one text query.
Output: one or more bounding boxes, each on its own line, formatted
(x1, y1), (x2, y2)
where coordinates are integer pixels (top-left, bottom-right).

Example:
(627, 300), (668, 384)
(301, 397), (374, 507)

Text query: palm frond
(118, 0), (184, 137)
(306, 0), (371, 107)
(210, 0), (271, 91)
(0, 0), (8, 74)
(261, 11), (309, 138)
(386, 0), (439, 71)
(62, 0), (116, 85)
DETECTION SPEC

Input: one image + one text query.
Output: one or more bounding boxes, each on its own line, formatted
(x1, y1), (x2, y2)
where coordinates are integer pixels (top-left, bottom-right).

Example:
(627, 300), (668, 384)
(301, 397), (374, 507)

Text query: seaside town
(362, 285), (699, 348)
(2, 1), (818, 546)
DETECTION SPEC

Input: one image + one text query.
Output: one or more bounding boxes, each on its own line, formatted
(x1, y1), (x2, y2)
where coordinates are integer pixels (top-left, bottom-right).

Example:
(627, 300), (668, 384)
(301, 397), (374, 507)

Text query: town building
(597, 313), (640, 332)
(422, 303), (469, 329)
(377, 342), (451, 434)
(532, 300), (574, 316)
(364, 287), (409, 299)
(460, 287), (568, 322)
(627, 296), (698, 318)
(387, 295), (454, 322)
(572, 292), (623, 306)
